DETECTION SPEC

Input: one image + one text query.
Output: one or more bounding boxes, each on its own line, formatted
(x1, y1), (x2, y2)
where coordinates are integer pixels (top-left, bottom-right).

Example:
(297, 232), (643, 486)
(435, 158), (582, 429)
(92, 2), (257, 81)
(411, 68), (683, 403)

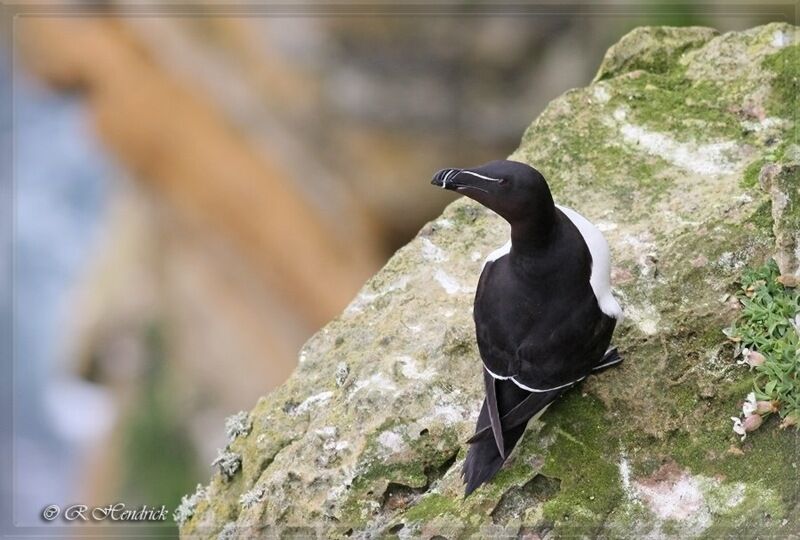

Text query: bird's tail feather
(462, 398), (529, 496)
(465, 388), (561, 445)
(461, 373), (542, 496)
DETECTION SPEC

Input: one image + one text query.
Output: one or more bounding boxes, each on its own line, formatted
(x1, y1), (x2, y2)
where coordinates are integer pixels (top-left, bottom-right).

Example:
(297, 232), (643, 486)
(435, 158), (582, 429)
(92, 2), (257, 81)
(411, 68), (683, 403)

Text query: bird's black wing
(513, 293), (617, 391)
(483, 367), (506, 459)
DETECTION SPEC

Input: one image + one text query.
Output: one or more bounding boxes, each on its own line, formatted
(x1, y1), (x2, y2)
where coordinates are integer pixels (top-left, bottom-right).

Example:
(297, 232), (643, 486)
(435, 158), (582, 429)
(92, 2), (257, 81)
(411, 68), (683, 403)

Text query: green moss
(648, 217), (772, 322)
(771, 160), (800, 226)
(535, 259), (796, 536)
(660, 426), (798, 516)
(747, 200), (775, 232)
(517, 106), (672, 216)
(385, 427), (550, 531)
(699, 484), (789, 539)
(742, 158), (766, 188)
(403, 493), (461, 522)
(762, 44), (800, 119)
(611, 267), (800, 522)
(536, 394), (625, 536)
(236, 433), (293, 489)
(339, 418), (463, 525)
(661, 519), (681, 536)
(671, 383), (703, 414)
(450, 200), (484, 226)
(610, 70), (744, 142)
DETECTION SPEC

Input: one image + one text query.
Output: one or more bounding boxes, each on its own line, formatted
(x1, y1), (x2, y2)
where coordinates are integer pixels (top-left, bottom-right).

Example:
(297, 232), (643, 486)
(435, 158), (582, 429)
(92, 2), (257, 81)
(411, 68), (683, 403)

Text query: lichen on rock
(759, 147), (800, 277)
(180, 23), (800, 538)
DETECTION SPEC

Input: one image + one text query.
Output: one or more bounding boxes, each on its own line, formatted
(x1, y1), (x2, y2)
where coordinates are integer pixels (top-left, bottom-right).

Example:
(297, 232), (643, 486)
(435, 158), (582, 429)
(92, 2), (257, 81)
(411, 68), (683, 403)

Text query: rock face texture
(180, 24), (799, 538)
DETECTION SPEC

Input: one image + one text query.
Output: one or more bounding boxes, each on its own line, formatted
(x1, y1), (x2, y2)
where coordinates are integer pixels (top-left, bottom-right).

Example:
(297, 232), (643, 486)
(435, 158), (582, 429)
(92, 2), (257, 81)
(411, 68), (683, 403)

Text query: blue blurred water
(12, 67), (118, 525)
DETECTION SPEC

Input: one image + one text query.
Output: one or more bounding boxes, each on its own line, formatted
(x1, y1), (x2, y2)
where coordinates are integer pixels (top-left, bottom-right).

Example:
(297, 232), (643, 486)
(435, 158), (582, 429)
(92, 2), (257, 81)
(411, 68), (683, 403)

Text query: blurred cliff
(11, 8), (782, 530)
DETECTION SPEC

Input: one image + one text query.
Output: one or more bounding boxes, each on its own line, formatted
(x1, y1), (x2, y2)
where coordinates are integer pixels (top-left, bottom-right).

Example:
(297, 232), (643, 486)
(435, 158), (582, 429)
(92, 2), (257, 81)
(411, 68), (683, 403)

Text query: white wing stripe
(483, 365), (586, 393)
(592, 357), (623, 371)
(483, 364), (511, 380)
(509, 375), (585, 393)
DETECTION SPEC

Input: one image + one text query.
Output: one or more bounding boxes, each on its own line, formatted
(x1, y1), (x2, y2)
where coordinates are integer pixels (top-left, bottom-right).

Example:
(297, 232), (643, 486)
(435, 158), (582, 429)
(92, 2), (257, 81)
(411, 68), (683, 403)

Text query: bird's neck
(508, 207), (557, 256)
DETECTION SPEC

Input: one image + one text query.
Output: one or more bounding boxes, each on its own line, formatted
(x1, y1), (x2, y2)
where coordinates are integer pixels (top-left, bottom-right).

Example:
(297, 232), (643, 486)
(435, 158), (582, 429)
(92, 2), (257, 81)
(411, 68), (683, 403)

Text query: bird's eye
(498, 178), (509, 185)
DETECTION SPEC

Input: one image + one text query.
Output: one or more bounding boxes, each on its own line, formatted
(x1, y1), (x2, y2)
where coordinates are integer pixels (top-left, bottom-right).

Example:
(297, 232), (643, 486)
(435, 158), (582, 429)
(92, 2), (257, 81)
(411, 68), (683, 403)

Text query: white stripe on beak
(459, 170), (504, 183)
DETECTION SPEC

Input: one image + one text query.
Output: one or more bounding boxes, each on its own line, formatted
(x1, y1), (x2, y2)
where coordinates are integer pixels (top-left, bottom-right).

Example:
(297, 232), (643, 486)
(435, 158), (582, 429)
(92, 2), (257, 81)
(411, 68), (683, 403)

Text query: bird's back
(473, 213), (614, 387)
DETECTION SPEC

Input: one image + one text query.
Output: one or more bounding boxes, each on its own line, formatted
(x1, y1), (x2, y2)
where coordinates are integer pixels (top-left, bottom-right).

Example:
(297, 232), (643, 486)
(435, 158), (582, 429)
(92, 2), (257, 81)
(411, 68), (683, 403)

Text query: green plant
(724, 260), (800, 436)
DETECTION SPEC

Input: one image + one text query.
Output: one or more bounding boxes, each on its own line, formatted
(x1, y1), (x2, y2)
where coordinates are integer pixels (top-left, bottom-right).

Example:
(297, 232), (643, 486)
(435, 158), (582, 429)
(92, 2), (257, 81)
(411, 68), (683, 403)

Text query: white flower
(743, 414), (763, 433)
(737, 348), (765, 369)
(736, 347), (750, 365)
(756, 399), (778, 414)
(731, 416), (746, 440)
(791, 314), (800, 336)
(742, 392), (757, 416)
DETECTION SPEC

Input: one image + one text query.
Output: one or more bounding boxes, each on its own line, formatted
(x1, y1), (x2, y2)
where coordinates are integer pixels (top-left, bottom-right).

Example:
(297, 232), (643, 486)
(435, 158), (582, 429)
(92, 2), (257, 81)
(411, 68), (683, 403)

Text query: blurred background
(4, 3), (791, 533)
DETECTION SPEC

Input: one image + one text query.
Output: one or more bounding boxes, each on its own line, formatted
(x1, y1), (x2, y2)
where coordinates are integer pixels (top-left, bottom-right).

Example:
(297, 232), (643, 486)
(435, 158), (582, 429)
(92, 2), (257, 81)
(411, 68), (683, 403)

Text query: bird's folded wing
(513, 298), (617, 390)
(484, 369), (506, 458)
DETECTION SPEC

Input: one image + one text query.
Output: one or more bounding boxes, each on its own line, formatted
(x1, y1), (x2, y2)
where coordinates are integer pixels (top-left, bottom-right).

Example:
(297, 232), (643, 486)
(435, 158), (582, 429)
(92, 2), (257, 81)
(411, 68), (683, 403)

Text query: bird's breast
(474, 263), (543, 353)
(473, 254), (595, 362)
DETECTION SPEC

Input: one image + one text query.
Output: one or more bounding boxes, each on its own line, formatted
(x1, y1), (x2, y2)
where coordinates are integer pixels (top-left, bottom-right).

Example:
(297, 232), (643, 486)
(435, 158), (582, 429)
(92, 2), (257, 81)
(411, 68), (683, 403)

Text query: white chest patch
(483, 240), (511, 268)
(482, 206), (623, 320)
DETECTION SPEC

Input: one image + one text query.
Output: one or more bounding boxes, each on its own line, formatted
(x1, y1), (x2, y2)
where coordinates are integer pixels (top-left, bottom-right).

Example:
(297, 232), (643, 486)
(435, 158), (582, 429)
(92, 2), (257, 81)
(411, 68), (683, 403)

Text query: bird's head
(431, 160), (554, 226)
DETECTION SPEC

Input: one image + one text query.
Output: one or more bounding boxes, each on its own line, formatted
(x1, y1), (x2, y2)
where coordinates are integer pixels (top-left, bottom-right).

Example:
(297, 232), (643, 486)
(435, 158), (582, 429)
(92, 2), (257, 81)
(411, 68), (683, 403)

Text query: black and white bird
(430, 160), (623, 496)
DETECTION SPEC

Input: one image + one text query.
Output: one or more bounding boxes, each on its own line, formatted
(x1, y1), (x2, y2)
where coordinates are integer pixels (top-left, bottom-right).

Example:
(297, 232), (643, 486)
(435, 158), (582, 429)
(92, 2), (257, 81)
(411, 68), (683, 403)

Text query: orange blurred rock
(17, 16), (381, 328)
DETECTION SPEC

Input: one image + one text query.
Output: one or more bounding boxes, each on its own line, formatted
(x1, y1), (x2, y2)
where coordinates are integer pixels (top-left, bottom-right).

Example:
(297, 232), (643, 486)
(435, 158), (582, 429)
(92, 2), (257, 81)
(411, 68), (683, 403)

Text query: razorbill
(430, 159), (623, 496)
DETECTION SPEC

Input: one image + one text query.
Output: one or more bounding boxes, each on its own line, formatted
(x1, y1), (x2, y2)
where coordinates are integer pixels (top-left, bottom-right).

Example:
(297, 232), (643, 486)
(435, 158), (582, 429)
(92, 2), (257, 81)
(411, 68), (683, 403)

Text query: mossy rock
(180, 23), (800, 539)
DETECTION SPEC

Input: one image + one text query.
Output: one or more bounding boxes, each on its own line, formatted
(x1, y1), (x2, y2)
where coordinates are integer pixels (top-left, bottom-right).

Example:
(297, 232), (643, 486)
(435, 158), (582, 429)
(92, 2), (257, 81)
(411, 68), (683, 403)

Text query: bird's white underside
(482, 204), (623, 388)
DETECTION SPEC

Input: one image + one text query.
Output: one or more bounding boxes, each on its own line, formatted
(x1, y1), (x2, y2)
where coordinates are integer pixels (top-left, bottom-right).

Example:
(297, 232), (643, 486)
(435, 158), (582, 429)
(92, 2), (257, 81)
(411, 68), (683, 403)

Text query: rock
(759, 150), (800, 277)
(593, 26), (720, 82)
(180, 24), (800, 538)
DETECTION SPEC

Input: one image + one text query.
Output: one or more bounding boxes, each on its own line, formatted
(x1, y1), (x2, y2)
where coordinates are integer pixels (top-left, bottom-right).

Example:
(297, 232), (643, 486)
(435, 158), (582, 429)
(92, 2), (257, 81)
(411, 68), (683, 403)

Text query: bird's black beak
(431, 167), (500, 196)
(431, 168), (461, 190)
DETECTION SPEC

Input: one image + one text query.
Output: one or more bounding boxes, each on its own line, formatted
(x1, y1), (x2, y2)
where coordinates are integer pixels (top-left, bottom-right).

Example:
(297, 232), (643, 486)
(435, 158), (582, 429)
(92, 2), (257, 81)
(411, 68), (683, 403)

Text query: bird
(430, 160), (623, 496)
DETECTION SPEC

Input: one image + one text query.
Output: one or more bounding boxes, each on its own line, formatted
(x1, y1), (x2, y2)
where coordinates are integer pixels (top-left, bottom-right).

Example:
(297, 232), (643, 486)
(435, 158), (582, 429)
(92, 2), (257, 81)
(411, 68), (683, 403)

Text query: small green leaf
(766, 380), (778, 396)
